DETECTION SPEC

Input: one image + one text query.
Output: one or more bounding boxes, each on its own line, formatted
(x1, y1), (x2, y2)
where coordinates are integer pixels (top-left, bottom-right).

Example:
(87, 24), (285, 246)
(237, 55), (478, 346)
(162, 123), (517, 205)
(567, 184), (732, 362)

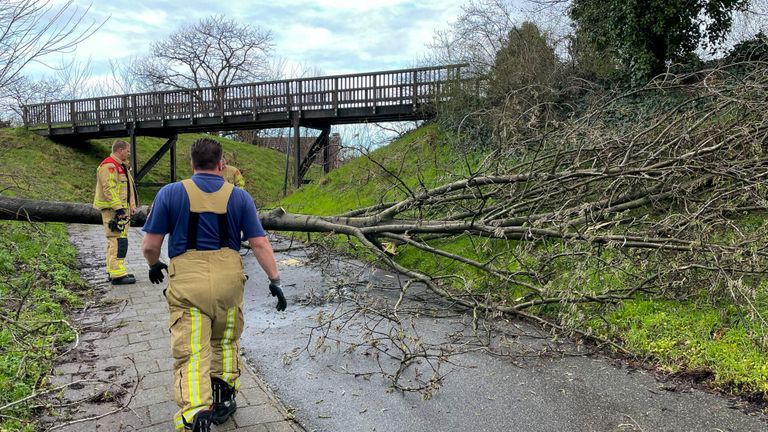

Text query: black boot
(108, 273), (135, 282)
(211, 377), (237, 425)
(111, 274), (136, 285)
(182, 408), (213, 432)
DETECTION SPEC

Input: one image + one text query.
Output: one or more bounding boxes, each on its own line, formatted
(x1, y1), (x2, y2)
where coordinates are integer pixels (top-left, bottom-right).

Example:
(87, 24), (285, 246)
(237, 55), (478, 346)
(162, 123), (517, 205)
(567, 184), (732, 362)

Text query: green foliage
(727, 31), (768, 62)
(570, 0), (749, 83)
(490, 21), (559, 102)
(567, 29), (620, 82)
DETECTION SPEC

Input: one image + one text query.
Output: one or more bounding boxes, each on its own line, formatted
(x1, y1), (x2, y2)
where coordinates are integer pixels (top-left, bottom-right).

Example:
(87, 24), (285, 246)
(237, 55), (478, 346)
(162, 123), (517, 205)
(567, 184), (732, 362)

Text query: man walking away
(141, 137), (286, 431)
(93, 139), (138, 285)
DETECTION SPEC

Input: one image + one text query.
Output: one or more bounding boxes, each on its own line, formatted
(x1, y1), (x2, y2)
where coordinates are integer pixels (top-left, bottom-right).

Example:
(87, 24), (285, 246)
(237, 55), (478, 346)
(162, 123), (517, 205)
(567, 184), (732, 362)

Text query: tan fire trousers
(166, 248), (246, 429)
(100, 209), (129, 278)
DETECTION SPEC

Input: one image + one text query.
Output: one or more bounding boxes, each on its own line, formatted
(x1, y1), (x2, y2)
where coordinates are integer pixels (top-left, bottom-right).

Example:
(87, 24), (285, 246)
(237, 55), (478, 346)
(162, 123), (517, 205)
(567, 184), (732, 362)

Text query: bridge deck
(22, 64), (466, 139)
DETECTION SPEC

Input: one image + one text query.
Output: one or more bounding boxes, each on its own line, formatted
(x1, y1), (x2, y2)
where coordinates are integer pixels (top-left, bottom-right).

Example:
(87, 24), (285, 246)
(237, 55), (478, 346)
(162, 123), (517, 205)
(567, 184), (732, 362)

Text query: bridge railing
(22, 64), (467, 129)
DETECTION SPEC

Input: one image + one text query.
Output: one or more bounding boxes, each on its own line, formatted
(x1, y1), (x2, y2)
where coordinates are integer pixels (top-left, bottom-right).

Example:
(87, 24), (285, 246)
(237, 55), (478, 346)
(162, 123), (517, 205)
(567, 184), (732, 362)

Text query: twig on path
(0, 379), (106, 412)
(46, 356), (142, 431)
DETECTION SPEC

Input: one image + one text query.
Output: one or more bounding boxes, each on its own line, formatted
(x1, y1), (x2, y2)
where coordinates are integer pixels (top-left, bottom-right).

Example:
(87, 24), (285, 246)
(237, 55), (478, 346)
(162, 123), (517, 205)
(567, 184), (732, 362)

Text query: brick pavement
(46, 225), (303, 432)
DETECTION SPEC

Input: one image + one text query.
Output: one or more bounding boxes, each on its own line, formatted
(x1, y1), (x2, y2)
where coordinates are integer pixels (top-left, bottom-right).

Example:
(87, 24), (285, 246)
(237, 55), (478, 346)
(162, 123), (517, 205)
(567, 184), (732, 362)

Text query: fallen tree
(4, 62), (768, 401)
(3, 63), (768, 323)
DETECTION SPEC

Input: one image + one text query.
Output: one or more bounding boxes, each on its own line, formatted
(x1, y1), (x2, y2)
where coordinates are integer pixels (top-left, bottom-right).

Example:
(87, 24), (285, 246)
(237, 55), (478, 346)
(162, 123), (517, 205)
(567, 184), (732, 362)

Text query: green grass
(591, 298), (768, 395)
(0, 128), (298, 207)
(280, 125), (466, 214)
(2, 121), (766, 407)
(86, 133), (302, 207)
(0, 221), (85, 431)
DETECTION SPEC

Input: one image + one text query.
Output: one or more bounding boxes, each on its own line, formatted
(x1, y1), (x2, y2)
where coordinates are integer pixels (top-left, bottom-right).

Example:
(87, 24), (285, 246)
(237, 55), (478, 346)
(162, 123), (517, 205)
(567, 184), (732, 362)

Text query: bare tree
(0, 0), (103, 121)
(52, 56), (95, 100)
(104, 57), (142, 95)
(428, 0), (517, 75)
(129, 14), (273, 91)
(3, 75), (56, 120)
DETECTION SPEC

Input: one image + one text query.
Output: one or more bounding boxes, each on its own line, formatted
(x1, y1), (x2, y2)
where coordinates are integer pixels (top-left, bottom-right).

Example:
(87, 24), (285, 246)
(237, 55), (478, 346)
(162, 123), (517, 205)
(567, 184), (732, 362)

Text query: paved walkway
(46, 225), (302, 431)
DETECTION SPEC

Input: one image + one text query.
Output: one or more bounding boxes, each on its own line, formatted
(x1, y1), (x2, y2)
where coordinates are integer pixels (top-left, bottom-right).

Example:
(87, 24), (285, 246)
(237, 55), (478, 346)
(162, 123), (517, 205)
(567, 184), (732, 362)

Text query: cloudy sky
(33, 0), (474, 82)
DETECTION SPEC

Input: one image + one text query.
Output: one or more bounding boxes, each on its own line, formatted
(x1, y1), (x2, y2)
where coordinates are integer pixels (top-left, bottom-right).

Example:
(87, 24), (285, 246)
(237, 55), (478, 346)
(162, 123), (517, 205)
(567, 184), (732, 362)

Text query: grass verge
(0, 221), (85, 431)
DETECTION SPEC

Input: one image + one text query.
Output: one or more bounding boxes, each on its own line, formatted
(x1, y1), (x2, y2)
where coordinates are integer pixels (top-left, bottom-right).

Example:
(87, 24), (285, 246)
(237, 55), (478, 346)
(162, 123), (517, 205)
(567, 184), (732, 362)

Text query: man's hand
(268, 279), (287, 311)
(149, 261), (168, 284)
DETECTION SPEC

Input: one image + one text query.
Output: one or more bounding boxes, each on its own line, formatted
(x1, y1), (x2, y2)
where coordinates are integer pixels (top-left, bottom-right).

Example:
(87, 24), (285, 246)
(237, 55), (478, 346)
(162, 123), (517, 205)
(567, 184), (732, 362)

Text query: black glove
(269, 279), (287, 311)
(149, 261), (168, 284)
(108, 217), (120, 232)
(115, 208), (127, 218)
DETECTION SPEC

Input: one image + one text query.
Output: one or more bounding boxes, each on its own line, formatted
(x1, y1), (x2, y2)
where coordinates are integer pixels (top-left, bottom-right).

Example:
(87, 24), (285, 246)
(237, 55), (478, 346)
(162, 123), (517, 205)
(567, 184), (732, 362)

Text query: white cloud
(123, 9), (168, 27)
(28, 0), (471, 86)
(284, 0), (411, 13)
(73, 32), (136, 59)
(280, 24), (337, 51)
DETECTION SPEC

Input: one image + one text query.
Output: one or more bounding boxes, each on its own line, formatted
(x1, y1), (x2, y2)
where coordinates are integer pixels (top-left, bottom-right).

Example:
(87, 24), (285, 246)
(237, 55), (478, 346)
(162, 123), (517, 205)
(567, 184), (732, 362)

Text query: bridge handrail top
(22, 63), (469, 109)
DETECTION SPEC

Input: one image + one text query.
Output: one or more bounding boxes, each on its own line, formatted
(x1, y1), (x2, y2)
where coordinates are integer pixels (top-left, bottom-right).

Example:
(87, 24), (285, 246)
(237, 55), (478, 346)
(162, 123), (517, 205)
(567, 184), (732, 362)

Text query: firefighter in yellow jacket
(221, 158), (245, 188)
(93, 140), (138, 285)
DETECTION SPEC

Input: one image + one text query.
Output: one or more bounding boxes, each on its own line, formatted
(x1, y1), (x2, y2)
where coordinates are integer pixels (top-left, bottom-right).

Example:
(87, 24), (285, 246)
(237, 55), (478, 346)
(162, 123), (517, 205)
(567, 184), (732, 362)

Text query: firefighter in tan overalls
(93, 140), (138, 285)
(141, 138), (284, 431)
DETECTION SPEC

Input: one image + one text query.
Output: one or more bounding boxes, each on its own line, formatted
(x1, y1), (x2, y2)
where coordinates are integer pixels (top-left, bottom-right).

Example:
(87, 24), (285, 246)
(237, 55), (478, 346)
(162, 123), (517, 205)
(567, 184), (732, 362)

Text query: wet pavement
(240, 235), (768, 432)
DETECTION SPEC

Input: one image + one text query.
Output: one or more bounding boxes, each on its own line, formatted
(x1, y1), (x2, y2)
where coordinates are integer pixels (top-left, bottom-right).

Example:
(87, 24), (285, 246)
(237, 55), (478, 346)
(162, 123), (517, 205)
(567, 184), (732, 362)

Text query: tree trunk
(0, 196), (358, 233)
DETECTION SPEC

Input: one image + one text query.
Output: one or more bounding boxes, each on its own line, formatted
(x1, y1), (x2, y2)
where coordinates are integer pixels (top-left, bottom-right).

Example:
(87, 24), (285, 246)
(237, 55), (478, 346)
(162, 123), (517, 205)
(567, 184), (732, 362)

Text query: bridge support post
(296, 125), (331, 183)
(135, 133), (178, 186)
(293, 113), (301, 188)
(130, 125), (138, 176)
(170, 138), (177, 183)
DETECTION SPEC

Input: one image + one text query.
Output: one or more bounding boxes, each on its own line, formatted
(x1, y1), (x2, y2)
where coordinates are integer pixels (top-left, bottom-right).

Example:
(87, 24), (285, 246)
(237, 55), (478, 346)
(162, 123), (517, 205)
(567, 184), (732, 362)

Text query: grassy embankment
(0, 128), (289, 430)
(278, 123), (768, 402)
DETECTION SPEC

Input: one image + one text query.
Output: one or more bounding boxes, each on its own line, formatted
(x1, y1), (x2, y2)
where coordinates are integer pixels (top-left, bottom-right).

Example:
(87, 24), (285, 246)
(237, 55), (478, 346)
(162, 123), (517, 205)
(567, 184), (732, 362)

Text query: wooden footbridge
(22, 64), (466, 186)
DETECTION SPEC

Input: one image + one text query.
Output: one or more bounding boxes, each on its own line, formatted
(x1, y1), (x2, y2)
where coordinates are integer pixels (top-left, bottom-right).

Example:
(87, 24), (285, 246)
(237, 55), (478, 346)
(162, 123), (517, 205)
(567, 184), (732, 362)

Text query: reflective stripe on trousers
(100, 209), (129, 278)
(166, 248), (246, 429)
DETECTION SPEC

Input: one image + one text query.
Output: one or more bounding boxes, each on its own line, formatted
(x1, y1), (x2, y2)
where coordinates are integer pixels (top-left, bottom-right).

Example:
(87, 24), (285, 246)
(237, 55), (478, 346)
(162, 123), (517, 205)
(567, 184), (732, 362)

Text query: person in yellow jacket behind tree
(221, 157), (245, 188)
(93, 139), (138, 285)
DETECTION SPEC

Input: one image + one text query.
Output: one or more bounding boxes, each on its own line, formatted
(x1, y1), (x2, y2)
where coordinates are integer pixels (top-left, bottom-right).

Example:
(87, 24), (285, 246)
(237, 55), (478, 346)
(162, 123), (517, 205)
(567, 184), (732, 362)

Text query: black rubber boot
(182, 408), (213, 432)
(211, 377), (237, 425)
(108, 273), (134, 281)
(111, 274), (136, 285)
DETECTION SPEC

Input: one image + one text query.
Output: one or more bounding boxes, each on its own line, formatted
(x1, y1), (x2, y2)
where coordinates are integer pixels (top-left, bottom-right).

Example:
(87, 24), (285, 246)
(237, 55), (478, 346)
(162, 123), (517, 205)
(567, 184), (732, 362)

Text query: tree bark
(0, 196), (356, 233)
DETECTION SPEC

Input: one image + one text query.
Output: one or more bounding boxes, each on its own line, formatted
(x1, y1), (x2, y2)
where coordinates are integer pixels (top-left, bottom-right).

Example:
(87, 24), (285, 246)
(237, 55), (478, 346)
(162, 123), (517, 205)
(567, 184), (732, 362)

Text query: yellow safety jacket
(93, 153), (137, 211)
(222, 165), (245, 188)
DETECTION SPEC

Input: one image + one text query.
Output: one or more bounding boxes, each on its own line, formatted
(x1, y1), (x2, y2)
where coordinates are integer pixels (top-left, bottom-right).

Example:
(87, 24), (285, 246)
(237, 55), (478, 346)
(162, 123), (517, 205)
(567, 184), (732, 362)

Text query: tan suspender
(181, 179), (234, 213)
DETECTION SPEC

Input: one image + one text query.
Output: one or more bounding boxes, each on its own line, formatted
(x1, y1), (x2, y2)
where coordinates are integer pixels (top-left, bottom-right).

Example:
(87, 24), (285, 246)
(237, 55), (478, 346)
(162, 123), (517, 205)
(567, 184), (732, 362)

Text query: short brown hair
(190, 137), (222, 170)
(112, 140), (129, 152)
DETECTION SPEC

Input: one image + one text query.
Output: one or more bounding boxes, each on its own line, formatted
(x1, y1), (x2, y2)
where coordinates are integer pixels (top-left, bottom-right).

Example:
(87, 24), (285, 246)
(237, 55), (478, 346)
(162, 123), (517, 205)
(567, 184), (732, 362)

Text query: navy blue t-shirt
(142, 173), (266, 258)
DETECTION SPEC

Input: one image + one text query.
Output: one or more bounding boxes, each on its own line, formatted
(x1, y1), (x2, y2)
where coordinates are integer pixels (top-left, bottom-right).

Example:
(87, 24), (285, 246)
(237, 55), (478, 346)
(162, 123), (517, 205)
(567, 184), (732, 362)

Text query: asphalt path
(237, 235), (767, 432)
